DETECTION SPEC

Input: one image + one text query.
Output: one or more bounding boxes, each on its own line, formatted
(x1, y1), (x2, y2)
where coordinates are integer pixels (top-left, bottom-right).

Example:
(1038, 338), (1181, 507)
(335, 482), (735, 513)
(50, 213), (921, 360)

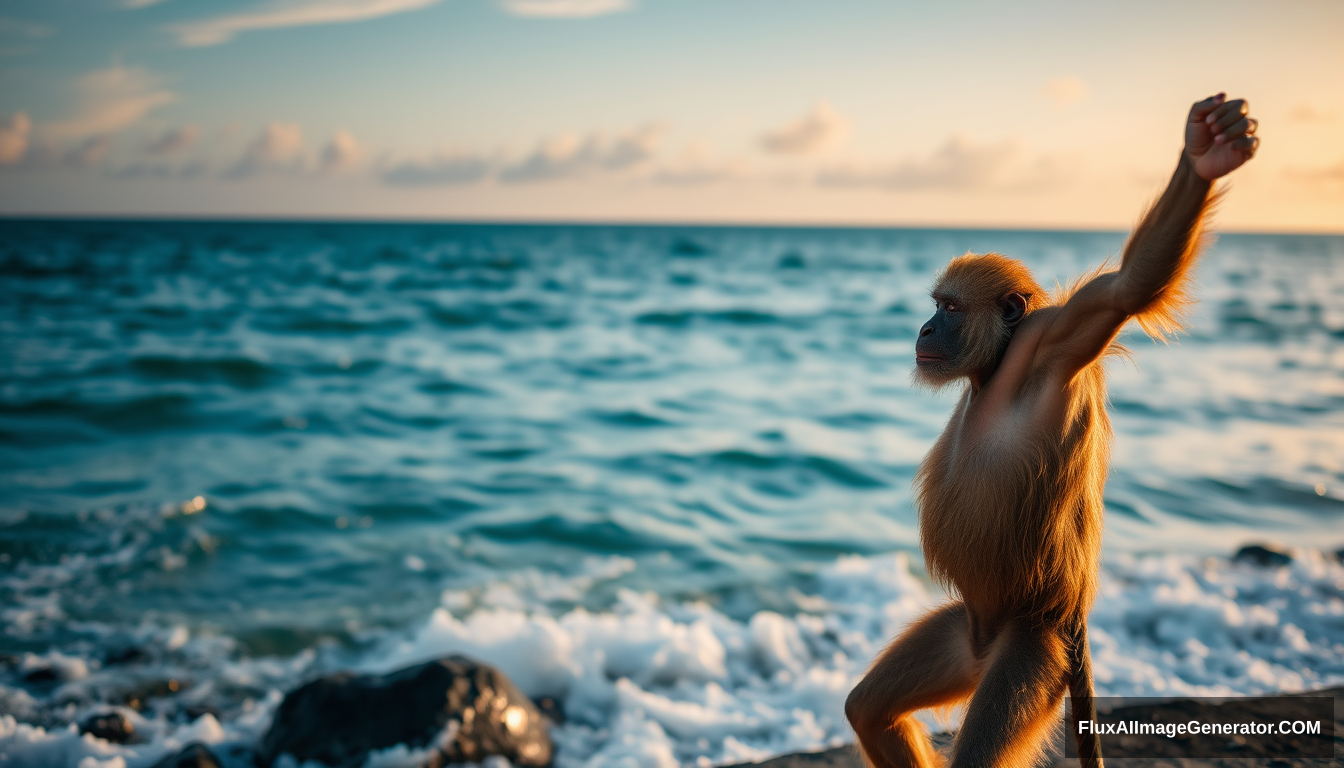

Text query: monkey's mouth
(915, 353), (944, 364)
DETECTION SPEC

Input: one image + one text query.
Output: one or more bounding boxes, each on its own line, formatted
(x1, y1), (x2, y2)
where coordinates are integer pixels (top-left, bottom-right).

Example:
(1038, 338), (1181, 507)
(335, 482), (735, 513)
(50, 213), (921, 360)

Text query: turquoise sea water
(1, 221), (1342, 766)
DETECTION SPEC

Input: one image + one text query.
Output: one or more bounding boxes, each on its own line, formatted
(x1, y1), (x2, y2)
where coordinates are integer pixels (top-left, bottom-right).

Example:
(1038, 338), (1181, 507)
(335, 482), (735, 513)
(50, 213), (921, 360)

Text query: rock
(148, 743), (221, 768)
(1234, 542), (1293, 567)
(534, 695), (564, 725)
(1333, 546), (1344, 563)
(20, 666), (58, 684)
(258, 655), (552, 768)
(80, 710), (135, 744)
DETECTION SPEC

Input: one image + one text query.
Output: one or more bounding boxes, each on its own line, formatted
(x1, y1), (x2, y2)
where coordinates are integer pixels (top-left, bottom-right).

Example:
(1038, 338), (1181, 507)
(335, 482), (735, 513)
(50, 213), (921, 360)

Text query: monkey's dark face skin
(914, 291), (1027, 389)
(915, 296), (965, 377)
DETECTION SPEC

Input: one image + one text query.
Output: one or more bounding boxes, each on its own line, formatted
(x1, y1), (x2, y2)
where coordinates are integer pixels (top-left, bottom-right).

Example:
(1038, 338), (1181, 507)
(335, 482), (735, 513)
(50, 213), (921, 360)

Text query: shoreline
(729, 687), (1343, 768)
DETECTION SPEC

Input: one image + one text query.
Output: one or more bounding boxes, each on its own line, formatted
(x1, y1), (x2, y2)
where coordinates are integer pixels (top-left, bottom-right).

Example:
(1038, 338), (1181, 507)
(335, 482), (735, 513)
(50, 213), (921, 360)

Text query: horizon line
(2, 214), (1340, 238)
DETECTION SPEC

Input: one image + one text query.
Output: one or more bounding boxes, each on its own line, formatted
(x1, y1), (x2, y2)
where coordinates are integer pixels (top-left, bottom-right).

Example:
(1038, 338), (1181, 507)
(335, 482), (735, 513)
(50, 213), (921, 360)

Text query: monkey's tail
(1068, 619), (1104, 768)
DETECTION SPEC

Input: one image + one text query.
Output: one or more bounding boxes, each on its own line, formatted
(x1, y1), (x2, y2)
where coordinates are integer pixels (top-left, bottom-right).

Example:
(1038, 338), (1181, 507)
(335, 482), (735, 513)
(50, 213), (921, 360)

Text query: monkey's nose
(919, 324), (934, 338)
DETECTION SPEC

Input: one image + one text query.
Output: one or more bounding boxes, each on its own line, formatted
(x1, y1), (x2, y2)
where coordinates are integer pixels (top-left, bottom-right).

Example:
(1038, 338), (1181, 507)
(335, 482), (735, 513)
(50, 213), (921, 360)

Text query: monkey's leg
(949, 619), (1069, 768)
(845, 602), (980, 768)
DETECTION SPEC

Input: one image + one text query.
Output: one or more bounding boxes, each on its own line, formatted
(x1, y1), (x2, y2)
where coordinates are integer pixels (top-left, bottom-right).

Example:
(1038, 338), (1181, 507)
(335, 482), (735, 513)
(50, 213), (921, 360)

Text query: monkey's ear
(1001, 292), (1028, 326)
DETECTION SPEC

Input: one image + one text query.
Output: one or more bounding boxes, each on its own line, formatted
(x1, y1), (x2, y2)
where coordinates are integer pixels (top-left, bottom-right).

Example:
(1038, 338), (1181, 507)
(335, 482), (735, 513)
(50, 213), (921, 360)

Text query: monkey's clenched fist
(1187, 93), (1259, 181)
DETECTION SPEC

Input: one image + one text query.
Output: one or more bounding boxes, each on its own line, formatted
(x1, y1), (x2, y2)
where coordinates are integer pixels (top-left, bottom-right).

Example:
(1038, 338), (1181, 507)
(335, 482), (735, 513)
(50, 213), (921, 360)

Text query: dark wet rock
(117, 678), (187, 712)
(535, 695), (564, 725)
(148, 743), (221, 768)
(258, 655), (552, 768)
(21, 666), (59, 684)
(80, 710), (135, 743)
(1234, 542), (1294, 567)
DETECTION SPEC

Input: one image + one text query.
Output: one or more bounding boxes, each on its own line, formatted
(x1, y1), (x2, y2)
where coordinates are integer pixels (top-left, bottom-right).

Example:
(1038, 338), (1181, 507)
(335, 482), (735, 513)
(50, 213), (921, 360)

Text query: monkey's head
(914, 252), (1045, 389)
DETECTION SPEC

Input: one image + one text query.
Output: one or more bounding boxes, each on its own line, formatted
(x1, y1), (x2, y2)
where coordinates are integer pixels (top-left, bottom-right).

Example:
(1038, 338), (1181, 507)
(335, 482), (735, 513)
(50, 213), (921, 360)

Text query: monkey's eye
(943, 301), (961, 313)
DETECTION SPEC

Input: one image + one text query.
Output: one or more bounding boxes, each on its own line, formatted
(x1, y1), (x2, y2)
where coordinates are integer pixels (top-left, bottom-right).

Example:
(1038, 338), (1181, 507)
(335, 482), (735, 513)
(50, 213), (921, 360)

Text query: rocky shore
(125, 664), (1338, 768)
(31, 541), (1339, 767)
(730, 687), (1342, 768)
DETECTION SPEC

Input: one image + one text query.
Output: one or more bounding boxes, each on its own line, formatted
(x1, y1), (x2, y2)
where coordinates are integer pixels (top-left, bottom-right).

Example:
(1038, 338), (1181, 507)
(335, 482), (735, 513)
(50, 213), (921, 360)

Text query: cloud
(319, 130), (363, 172)
(170, 0), (442, 47)
(502, 0), (632, 18)
(760, 102), (850, 156)
(1041, 76), (1088, 108)
(652, 142), (751, 185)
(230, 122), (305, 176)
(818, 135), (1073, 193)
(382, 151), (493, 185)
(110, 160), (210, 179)
(122, 0), (173, 8)
(67, 136), (112, 167)
(0, 17), (54, 38)
(146, 125), (200, 155)
(0, 112), (31, 164)
(45, 66), (174, 141)
(1288, 104), (1334, 123)
(499, 125), (662, 182)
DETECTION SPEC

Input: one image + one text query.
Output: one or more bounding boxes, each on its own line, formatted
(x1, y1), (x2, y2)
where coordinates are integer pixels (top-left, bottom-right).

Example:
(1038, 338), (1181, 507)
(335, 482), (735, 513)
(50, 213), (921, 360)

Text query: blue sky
(0, 0), (1340, 230)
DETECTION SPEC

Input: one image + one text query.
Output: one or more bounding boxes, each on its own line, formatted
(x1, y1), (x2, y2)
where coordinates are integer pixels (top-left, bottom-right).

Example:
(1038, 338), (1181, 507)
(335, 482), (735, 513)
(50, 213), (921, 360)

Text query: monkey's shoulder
(930, 359), (1109, 472)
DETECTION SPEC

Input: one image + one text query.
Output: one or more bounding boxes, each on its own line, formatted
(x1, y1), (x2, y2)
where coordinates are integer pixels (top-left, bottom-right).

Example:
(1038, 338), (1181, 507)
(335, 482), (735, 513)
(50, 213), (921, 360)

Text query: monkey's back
(915, 362), (1111, 627)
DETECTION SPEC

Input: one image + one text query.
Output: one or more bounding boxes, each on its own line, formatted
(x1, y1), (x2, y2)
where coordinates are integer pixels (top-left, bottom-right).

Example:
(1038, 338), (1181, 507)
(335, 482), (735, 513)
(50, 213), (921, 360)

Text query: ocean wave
(1, 549), (1340, 768)
(611, 450), (890, 492)
(635, 309), (784, 327)
(128, 355), (282, 389)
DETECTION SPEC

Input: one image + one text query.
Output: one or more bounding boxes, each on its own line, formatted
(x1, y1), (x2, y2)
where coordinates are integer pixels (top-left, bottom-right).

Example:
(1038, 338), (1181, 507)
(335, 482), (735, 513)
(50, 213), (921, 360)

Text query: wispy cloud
(319, 130), (363, 173)
(170, 0), (442, 47)
(110, 161), (210, 179)
(0, 113), (31, 164)
(67, 136), (112, 167)
(146, 125), (200, 156)
(1041, 76), (1088, 108)
(45, 66), (175, 142)
(818, 136), (1073, 193)
(652, 142), (751, 185)
(499, 125), (662, 182)
(1289, 104), (1334, 123)
(382, 151), (494, 185)
(502, 0), (632, 18)
(760, 102), (850, 156)
(230, 123), (306, 176)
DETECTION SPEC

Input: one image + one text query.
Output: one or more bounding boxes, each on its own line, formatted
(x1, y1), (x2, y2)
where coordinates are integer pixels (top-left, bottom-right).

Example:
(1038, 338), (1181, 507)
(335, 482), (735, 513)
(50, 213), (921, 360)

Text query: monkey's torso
(915, 314), (1112, 640)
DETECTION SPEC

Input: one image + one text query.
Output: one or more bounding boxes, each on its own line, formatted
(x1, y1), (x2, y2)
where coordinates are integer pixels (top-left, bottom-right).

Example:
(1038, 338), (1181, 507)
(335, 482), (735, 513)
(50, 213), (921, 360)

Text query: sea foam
(2, 549), (1341, 768)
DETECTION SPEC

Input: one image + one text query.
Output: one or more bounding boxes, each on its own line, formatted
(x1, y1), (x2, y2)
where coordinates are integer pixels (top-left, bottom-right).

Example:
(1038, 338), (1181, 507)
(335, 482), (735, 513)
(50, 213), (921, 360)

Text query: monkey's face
(914, 290), (1026, 389)
(914, 295), (970, 388)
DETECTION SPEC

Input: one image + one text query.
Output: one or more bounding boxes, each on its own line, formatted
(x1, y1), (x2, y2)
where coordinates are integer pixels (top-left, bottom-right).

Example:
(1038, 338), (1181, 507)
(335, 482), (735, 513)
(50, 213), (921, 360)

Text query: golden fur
(846, 93), (1253, 768)
(847, 168), (1215, 768)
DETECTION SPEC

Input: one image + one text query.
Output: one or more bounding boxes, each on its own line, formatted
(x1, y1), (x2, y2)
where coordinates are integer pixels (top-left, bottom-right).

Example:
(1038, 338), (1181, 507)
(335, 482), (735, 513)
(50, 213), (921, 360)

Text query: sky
(0, 0), (1341, 231)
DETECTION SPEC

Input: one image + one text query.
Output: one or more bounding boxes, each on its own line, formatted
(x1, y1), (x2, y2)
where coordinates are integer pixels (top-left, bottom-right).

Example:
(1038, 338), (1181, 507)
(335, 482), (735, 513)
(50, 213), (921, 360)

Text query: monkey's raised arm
(1037, 95), (1259, 374)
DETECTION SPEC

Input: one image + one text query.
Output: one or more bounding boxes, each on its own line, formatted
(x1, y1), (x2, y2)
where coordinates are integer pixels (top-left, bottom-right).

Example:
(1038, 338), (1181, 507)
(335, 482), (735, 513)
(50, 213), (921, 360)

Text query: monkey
(844, 93), (1260, 768)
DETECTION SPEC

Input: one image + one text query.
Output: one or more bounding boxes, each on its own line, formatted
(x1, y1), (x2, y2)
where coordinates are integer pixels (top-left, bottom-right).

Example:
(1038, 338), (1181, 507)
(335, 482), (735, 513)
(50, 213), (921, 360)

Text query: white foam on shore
(2, 549), (1342, 767)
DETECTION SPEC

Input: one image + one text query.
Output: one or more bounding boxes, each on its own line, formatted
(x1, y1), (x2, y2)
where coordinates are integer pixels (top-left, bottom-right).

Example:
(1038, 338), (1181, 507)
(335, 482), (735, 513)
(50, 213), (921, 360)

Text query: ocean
(1, 221), (1342, 767)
